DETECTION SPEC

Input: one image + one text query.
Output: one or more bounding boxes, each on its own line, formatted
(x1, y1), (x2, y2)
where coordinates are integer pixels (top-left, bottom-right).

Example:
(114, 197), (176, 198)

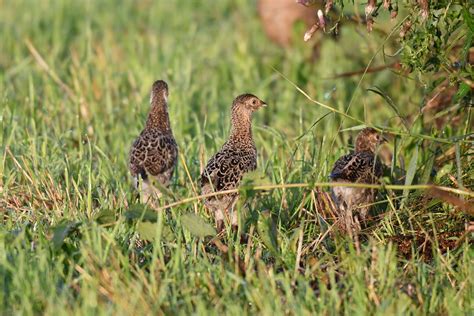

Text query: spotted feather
(200, 93), (266, 232)
(128, 80), (178, 201)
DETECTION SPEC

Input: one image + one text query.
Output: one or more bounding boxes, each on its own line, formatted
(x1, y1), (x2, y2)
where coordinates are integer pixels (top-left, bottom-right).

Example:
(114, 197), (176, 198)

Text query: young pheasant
(129, 80), (178, 203)
(200, 94), (267, 232)
(329, 128), (385, 235)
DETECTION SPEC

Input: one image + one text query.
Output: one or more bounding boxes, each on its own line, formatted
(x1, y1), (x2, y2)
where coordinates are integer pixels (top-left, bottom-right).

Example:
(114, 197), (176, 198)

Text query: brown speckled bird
(330, 127), (385, 234)
(200, 94), (267, 232)
(129, 80), (178, 203)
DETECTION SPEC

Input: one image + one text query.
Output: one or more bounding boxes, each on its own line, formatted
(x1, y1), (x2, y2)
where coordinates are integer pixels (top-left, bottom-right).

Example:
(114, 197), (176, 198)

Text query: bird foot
(238, 233), (249, 244)
(231, 225), (249, 244)
(231, 224), (238, 233)
(216, 220), (224, 234)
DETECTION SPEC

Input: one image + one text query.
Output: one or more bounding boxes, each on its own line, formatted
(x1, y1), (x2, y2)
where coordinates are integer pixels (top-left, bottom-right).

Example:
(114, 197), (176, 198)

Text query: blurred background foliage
(0, 0), (472, 314)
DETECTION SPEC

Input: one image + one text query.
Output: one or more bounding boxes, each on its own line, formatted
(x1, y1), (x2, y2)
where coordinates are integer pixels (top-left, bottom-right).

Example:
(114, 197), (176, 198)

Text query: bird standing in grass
(201, 94), (267, 233)
(129, 80), (178, 204)
(329, 127), (385, 236)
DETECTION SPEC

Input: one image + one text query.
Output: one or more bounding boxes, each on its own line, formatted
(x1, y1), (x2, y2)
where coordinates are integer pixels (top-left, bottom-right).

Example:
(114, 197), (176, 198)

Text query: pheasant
(201, 94), (267, 232)
(129, 80), (178, 203)
(330, 127), (385, 235)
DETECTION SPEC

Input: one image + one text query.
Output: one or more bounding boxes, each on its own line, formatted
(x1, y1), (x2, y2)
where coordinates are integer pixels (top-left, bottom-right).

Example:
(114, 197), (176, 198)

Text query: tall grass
(1, 0), (472, 314)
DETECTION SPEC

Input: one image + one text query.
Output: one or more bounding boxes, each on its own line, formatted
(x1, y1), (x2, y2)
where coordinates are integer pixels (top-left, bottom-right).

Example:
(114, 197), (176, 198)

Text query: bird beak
(261, 101), (267, 107)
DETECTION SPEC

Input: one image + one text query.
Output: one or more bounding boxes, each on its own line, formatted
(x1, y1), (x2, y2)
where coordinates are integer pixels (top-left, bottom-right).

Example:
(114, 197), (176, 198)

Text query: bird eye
(252, 99), (257, 105)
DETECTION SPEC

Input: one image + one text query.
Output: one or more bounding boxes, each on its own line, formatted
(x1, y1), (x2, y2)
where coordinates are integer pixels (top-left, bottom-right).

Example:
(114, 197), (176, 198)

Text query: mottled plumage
(201, 94), (266, 232)
(330, 151), (383, 183)
(330, 128), (385, 234)
(129, 80), (178, 202)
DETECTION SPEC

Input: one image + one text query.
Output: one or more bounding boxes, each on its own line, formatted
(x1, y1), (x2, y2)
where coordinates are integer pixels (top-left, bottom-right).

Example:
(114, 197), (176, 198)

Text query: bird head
(355, 127), (387, 153)
(150, 80), (169, 105)
(232, 93), (267, 114)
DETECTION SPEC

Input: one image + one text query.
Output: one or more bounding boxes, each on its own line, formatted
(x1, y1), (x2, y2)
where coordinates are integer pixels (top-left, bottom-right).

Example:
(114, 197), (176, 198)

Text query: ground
(1, 0), (472, 314)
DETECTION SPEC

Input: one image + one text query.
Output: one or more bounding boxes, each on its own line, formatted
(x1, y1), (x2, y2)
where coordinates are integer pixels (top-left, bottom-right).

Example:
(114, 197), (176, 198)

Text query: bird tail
(329, 171), (341, 180)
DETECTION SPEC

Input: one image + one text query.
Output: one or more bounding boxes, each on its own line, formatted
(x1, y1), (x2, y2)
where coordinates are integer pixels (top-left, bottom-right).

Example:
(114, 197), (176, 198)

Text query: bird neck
(146, 103), (171, 132)
(229, 111), (254, 145)
(355, 143), (375, 154)
(355, 136), (375, 153)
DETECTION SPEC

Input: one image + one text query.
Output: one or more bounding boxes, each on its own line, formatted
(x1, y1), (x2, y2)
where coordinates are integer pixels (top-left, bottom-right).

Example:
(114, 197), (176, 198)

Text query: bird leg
(230, 203), (250, 243)
(136, 177), (152, 204)
(215, 209), (225, 233)
(353, 214), (362, 232)
(343, 207), (354, 235)
(358, 206), (371, 228)
(352, 215), (362, 255)
(231, 208), (239, 232)
(228, 198), (241, 233)
(139, 179), (162, 208)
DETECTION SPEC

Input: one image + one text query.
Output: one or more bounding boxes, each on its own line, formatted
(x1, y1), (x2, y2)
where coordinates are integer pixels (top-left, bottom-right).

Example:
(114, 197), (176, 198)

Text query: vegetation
(1, 0), (472, 314)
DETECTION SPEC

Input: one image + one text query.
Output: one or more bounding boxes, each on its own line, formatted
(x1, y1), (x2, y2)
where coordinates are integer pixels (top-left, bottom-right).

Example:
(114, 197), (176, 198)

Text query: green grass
(1, 0), (472, 314)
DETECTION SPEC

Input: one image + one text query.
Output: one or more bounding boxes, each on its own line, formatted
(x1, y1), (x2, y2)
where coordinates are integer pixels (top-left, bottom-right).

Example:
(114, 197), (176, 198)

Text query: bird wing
(200, 147), (257, 193)
(329, 151), (382, 182)
(129, 129), (178, 179)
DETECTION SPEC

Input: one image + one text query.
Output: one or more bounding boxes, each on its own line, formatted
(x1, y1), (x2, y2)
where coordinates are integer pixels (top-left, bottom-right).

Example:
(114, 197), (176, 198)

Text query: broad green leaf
(136, 221), (159, 241)
(257, 211), (279, 255)
(289, 225), (303, 253)
(94, 209), (116, 225)
(52, 221), (81, 250)
(124, 204), (158, 222)
(420, 145), (436, 184)
(454, 82), (470, 103)
(402, 144), (419, 203)
(435, 163), (453, 182)
(135, 214), (173, 242)
(244, 170), (271, 183)
(160, 225), (174, 242)
(240, 170), (271, 188)
(240, 171), (271, 199)
(181, 213), (216, 238)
